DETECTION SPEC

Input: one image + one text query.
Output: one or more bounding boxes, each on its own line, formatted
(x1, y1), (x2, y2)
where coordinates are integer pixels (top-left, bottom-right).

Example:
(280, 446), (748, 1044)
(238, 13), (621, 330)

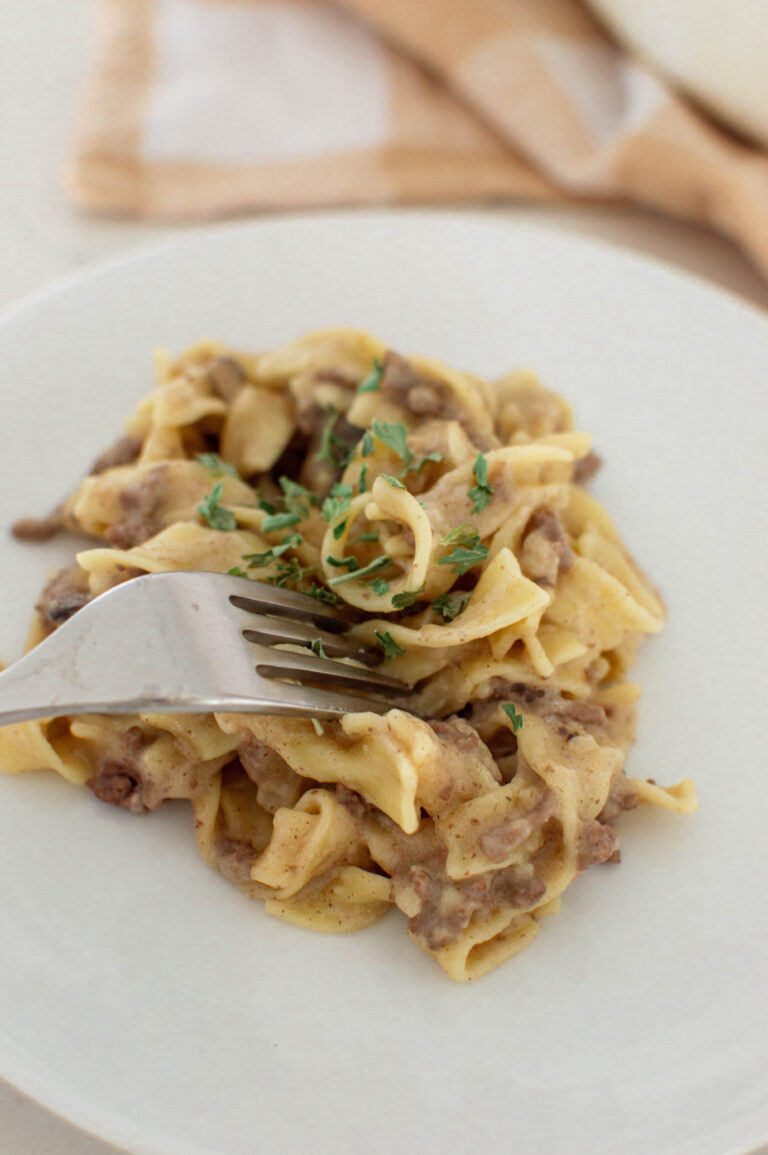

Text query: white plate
(0, 212), (766, 1155)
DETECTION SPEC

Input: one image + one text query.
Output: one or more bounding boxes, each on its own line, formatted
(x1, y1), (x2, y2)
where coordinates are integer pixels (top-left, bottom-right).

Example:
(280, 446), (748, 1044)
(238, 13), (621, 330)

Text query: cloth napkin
(73, 0), (768, 280)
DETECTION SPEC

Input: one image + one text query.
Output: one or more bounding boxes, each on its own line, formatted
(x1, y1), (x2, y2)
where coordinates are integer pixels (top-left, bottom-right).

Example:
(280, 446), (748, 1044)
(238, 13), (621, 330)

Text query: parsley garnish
(375, 630), (406, 661)
(502, 703), (524, 733)
(242, 533), (301, 569)
(372, 578), (390, 595)
(357, 357), (384, 394)
(314, 405), (349, 467)
(261, 510), (302, 533)
(311, 638), (328, 658)
(268, 557), (312, 589)
(371, 420), (413, 466)
(391, 584), (426, 610)
(361, 430), (375, 457)
(405, 451), (444, 474)
(197, 452), (238, 479)
(228, 566), (247, 578)
(307, 583), (340, 605)
(359, 464), (368, 492)
(322, 484), (353, 525)
(468, 453), (494, 514)
(431, 591), (471, 621)
(198, 482), (237, 531)
(349, 531), (380, 545)
(327, 556), (392, 587)
(439, 543), (488, 576)
(441, 525), (480, 548)
(326, 554), (359, 572)
(380, 475), (406, 489)
(279, 476), (316, 517)
(332, 521), (347, 540)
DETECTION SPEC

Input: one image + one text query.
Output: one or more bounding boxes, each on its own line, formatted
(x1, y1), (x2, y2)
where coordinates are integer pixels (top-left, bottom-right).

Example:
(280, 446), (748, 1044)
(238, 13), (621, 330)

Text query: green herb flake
(326, 554), (360, 572)
(327, 556), (392, 587)
(279, 477), (317, 505)
(197, 452), (239, 479)
(405, 451), (444, 474)
(371, 420), (413, 466)
(375, 630), (406, 661)
(268, 557), (311, 589)
(261, 510), (302, 533)
(242, 535), (298, 569)
(332, 520), (348, 540)
(314, 405), (341, 466)
(349, 530), (379, 545)
(307, 583), (340, 605)
(257, 497), (278, 516)
(502, 703), (524, 734)
(439, 543), (489, 576)
(391, 584), (426, 610)
(311, 638), (328, 658)
(359, 464), (368, 492)
(380, 474), (406, 490)
(361, 430), (375, 458)
(357, 356), (384, 394)
(372, 578), (390, 595)
(441, 524), (480, 549)
(431, 591), (471, 621)
(322, 487), (352, 525)
(198, 481), (237, 532)
(468, 452), (494, 514)
(228, 566), (248, 578)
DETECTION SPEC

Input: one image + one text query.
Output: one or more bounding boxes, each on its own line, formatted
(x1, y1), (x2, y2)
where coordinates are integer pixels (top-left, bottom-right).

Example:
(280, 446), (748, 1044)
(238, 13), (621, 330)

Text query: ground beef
(519, 510), (573, 588)
(493, 683), (608, 730)
(35, 564), (92, 633)
(11, 506), (65, 542)
(238, 733), (305, 812)
(479, 791), (557, 862)
(379, 351), (444, 416)
(577, 820), (620, 870)
(206, 356), (246, 403)
(89, 434), (143, 475)
(214, 837), (258, 884)
(572, 451), (602, 485)
(392, 856), (546, 951)
(88, 727), (148, 815)
(599, 783), (639, 823)
(103, 465), (166, 549)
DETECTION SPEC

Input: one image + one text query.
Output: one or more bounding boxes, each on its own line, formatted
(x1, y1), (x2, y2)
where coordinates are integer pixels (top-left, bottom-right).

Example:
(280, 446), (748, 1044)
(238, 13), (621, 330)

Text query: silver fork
(0, 572), (414, 726)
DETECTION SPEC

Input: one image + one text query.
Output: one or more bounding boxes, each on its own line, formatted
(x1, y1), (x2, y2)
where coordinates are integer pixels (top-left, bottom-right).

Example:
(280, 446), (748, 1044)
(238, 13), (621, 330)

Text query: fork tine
(249, 642), (408, 696)
(241, 617), (381, 666)
(227, 576), (355, 634)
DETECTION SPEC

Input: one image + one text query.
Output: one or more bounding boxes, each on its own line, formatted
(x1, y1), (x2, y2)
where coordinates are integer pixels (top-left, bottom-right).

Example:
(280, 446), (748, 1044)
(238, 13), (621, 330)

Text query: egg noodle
(0, 329), (696, 981)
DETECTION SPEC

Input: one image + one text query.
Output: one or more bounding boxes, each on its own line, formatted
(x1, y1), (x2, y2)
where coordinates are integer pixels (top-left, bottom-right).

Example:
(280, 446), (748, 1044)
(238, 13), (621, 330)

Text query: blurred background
(2, 1), (768, 1151)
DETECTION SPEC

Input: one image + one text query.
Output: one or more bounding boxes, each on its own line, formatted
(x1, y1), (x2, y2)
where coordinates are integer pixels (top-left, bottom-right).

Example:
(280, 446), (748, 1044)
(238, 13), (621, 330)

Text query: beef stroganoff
(0, 329), (696, 980)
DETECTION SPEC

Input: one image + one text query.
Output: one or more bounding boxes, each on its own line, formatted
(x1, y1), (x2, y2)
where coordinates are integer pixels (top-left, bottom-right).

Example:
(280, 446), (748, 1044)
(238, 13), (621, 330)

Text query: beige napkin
(74, 0), (768, 280)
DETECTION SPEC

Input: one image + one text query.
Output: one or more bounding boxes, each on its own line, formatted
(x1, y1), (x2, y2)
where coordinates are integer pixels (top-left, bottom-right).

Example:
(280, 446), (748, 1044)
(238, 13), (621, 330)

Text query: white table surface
(2, 4), (767, 1154)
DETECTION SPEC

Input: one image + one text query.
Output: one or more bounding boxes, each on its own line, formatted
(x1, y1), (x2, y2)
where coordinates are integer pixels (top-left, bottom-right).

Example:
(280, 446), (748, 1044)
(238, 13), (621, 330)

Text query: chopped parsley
(359, 464), (368, 492)
(310, 638), (328, 658)
(198, 482), (237, 531)
(357, 357), (384, 394)
(279, 476), (317, 517)
(439, 543), (488, 576)
(361, 430), (375, 457)
(405, 451), (444, 474)
(502, 703), (524, 733)
(431, 590), (471, 621)
(375, 630), (406, 661)
(468, 453), (494, 514)
(196, 452), (238, 479)
(326, 554), (359, 572)
(349, 530), (380, 545)
(371, 420), (413, 466)
(242, 534), (301, 570)
(314, 405), (349, 467)
(441, 525), (480, 549)
(332, 521), (347, 540)
(261, 510), (302, 533)
(257, 497), (277, 515)
(391, 584), (426, 610)
(322, 484), (353, 525)
(372, 578), (390, 595)
(327, 556), (392, 587)
(307, 583), (340, 605)
(268, 557), (311, 589)
(228, 566), (248, 578)
(380, 474), (406, 490)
